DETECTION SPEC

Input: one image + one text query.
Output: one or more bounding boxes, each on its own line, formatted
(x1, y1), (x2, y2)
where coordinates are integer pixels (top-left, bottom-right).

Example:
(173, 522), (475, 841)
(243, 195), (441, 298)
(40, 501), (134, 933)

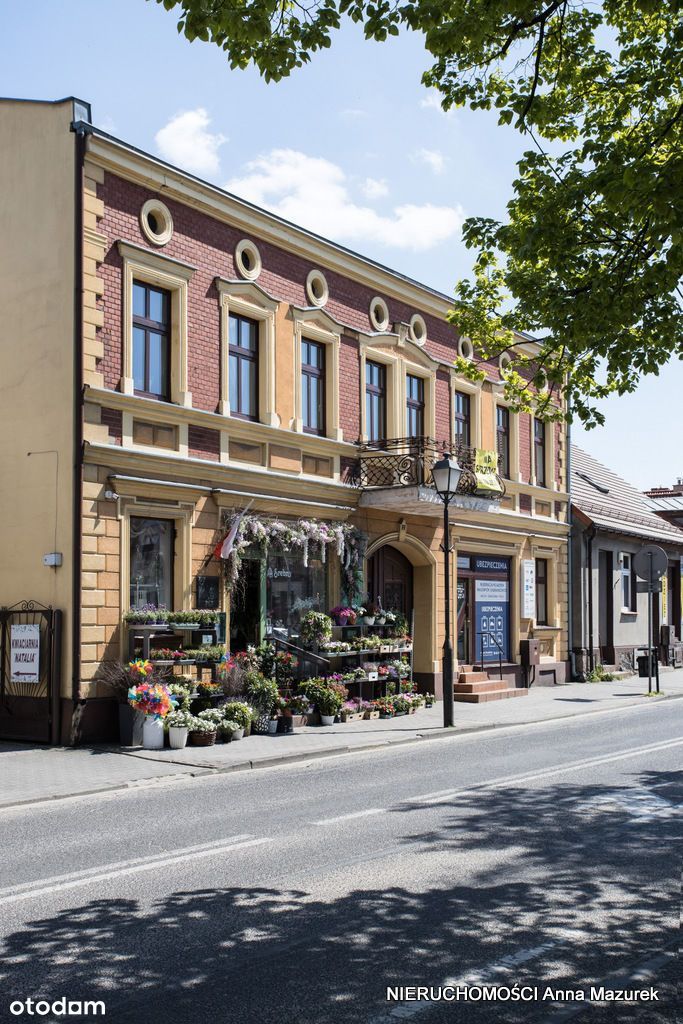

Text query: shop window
(454, 391), (471, 447)
(534, 417), (547, 486)
(535, 557), (548, 625)
(302, 339), (326, 435)
(366, 361), (387, 442)
(496, 406), (510, 478)
(132, 419), (177, 450)
(266, 551), (327, 637)
(406, 374), (425, 436)
(229, 313), (259, 420)
(129, 516), (174, 610)
(132, 281), (170, 400)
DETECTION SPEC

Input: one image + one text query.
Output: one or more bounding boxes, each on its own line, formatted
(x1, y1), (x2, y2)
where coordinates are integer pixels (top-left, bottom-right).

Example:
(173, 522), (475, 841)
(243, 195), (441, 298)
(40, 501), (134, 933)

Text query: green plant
(221, 718), (240, 735)
(299, 678), (342, 716)
(123, 607), (168, 624)
(244, 672), (281, 715)
(299, 611), (332, 647)
(586, 664), (617, 682)
(387, 611), (409, 638)
(167, 681), (194, 710)
(166, 709), (195, 729)
(187, 716), (217, 734)
(222, 701), (254, 730)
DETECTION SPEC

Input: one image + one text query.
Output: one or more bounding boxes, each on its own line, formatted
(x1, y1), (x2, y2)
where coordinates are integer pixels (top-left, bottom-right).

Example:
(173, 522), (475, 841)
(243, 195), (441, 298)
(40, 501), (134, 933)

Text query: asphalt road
(0, 700), (680, 1024)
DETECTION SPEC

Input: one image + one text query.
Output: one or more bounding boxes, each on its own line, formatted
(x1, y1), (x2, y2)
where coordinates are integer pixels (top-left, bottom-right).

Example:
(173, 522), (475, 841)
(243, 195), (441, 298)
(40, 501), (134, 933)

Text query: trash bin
(637, 654), (657, 677)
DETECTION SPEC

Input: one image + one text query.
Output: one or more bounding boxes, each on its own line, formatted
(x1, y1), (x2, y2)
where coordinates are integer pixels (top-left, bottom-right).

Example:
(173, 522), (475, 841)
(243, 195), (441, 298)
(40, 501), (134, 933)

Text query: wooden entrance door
(367, 546), (414, 619)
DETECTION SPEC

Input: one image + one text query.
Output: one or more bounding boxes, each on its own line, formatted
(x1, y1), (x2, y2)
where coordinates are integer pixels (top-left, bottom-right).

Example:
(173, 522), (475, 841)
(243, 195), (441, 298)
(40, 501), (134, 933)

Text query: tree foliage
(157, 0), (683, 425)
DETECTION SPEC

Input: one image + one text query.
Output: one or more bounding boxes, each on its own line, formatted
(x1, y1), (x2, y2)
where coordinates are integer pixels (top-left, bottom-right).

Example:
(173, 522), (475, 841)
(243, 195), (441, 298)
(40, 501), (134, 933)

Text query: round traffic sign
(633, 544), (668, 582)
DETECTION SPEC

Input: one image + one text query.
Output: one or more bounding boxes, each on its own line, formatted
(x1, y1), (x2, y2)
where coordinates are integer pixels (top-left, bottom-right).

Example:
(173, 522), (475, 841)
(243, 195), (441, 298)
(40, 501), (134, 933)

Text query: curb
(2, 691), (682, 811)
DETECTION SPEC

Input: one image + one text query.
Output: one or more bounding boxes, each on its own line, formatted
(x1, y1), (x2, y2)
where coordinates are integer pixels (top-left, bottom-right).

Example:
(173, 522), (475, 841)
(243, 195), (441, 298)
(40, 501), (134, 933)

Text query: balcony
(350, 437), (505, 516)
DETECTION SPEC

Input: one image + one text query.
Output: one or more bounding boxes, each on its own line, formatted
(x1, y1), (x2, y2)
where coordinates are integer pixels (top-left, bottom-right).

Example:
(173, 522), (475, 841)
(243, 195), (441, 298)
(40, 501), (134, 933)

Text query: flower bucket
(362, 616), (375, 626)
(231, 727), (244, 741)
(119, 705), (144, 746)
(268, 718), (279, 735)
(142, 717), (164, 749)
(320, 714), (335, 726)
(169, 726), (188, 749)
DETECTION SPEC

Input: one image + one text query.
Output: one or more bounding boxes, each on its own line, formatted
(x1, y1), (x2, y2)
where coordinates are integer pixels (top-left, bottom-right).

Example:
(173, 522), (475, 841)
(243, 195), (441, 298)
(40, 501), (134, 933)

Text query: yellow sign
(474, 449), (503, 495)
(662, 572), (668, 622)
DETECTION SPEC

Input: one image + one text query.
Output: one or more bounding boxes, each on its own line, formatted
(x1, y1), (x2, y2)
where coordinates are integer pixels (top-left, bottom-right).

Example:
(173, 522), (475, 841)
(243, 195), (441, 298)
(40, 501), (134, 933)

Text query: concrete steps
(454, 665), (528, 703)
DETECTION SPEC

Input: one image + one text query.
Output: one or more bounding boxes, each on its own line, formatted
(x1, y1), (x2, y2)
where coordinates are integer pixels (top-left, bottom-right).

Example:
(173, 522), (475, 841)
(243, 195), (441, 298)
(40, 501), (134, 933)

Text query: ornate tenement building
(0, 97), (570, 742)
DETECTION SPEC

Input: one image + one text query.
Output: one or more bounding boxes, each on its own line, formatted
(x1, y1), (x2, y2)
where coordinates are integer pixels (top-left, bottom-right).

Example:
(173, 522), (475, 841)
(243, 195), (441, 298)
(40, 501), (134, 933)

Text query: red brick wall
(519, 414), (531, 483)
(435, 370), (451, 441)
(100, 407), (122, 444)
(188, 425), (220, 461)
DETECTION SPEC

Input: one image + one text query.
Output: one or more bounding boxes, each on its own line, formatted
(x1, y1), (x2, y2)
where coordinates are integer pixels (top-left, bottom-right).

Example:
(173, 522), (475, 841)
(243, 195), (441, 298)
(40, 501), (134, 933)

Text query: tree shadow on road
(0, 768), (679, 1024)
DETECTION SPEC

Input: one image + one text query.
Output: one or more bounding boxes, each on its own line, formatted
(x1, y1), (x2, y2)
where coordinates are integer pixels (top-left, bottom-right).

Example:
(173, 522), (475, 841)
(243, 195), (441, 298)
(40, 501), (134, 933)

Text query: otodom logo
(10, 997), (105, 1017)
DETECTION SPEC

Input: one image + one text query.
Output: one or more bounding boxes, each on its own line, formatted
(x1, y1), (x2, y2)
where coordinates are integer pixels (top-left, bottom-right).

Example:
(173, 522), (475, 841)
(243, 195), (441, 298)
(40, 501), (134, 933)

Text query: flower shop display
(188, 716), (218, 746)
(128, 681), (175, 749)
(372, 697), (395, 719)
(244, 672), (281, 733)
(216, 512), (366, 602)
(222, 717), (243, 741)
(340, 700), (364, 723)
(300, 611), (333, 648)
(123, 606), (168, 626)
(298, 678), (343, 725)
(221, 700), (255, 733)
(166, 709), (195, 749)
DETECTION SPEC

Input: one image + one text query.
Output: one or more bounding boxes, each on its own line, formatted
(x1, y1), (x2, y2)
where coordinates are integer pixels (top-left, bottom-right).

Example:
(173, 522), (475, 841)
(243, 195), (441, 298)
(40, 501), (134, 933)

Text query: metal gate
(0, 601), (62, 744)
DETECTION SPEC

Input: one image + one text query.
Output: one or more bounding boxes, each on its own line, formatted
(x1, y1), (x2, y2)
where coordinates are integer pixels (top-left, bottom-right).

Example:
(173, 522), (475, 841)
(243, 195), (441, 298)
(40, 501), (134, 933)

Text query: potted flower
(424, 692), (436, 707)
(221, 717), (243, 741)
(315, 685), (343, 726)
(128, 681), (175, 748)
(282, 693), (310, 731)
(222, 700), (255, 736)
(123, 606), (168, 627)
(188, 716), (218, 746)
(392, 694), (410, 716)
(340, 700), (364, 723)
(244, 672), (281, 734)
(329, 606), (357, 627)
(362, 700), (380, 720)
(96, 659), (154, 745)
(299, 611), (333, 648)
(166, 708), (194, 749)
(373, 697), (394, 719)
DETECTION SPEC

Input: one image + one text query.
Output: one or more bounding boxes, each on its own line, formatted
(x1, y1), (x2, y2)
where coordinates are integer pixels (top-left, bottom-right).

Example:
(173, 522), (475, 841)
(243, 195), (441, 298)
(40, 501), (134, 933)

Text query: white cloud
(360, 177), (389, 200)
(413, 148), (447, 175)
(155, 108), (227, 177)
(420, 89), (455, 117)
(226, 149), (463, 252)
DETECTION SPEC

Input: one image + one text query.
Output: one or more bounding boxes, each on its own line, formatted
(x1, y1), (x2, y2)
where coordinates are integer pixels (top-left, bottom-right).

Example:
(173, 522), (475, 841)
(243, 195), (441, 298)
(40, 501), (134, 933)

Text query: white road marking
(399, 736), (683, 808)
(369, 929), (585, 1022)
(313, 808), (384, 825)
(0, 834), (273, 905)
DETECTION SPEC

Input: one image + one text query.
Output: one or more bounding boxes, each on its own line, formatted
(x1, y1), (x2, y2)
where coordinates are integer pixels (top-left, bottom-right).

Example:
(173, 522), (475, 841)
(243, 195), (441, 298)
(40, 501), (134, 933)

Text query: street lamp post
(432, 452), (462, 729)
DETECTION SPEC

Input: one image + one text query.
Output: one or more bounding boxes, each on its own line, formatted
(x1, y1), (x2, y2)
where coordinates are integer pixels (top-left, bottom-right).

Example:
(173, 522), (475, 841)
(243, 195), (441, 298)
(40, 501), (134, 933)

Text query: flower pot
(142, 717), (164, 749)
(268, 718), (279, 735)
(320, 714), (335, 726)
(189, 730), (217, 746)
(169, 726), (188, 749)
(364, 709), (380, 720)
(376, 617), (386, 625)
(119, 704), (144, 746)
(231, 727), (244, 741)
(363, 616), (375, 626)
(336, 613), (351, 626)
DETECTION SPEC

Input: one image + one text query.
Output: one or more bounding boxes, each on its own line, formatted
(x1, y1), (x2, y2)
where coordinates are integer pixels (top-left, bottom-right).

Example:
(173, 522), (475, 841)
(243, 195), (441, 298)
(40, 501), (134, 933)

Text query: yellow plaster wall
(0, 99), (76, 697)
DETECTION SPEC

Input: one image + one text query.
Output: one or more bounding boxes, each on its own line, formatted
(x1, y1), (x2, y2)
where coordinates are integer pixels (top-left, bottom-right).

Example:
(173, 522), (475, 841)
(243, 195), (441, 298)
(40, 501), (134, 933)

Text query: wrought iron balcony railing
(347, 436), (505, 497)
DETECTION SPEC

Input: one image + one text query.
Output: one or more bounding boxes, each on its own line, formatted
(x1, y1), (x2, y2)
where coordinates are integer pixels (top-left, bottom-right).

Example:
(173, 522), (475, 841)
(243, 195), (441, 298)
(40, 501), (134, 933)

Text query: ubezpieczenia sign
(10, 624), (40, 683)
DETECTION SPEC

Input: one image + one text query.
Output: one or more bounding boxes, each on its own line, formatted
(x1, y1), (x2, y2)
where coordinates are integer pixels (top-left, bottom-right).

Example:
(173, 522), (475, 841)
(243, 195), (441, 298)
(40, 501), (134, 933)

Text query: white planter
(268, 719), (279, 735)
(363, 616), (375, 626)
(320, 714), (335, 726)
(231, 727), (244, 741)
(168, 726), (188, 750)
(143, 717), (164, 750)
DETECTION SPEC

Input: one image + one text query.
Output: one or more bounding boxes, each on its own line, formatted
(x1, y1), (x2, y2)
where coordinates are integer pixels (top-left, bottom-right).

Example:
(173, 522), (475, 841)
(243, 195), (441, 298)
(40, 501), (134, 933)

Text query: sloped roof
(571, 446), (683, 546)
(647, 494), (683, 513)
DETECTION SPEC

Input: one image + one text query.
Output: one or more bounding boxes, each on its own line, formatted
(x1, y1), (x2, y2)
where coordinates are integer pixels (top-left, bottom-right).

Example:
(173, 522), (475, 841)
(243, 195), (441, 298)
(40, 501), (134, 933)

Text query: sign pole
(647, 583), (653, 694)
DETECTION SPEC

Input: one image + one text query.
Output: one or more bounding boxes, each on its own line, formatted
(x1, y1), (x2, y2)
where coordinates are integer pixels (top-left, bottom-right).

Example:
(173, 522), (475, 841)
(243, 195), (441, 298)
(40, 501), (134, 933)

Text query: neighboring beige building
(0, 97), (570, 744)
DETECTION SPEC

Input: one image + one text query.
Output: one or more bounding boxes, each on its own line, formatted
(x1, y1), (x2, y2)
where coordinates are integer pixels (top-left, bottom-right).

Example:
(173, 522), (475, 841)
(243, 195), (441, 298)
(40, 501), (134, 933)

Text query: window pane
(129, 517), (173, 610)
(241, 356), (256, 416)
(229, 315), (239, 348)
(148, 287), (165, 325)
(240, 318), (257, 351)
(133, 327), (146, 391)
(133, 282), (146, 318)
(310, 376), (320, 429)
(148, 332), (166, 396)
(229, 353), (239, 411)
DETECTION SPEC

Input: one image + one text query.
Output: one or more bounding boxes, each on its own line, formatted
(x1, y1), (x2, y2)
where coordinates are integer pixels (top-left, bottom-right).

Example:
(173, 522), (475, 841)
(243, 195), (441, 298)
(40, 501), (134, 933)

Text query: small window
(366, 361), (387, 442)
(301, 339), (326, 435)
(458, 337), (473, 360)
(406, 374), (425, 436)
(129, 516), (174, 610)
(140, 199), (173, 246)
(306, 270), (329, 307)
(409, 314), (427, 346)
(132, 420), (177, 450)
(534, 418), (546, 487)
(535, 558), (548, 625)
(454, 391), (471, 447)
(235, 239), (262, 281)
(496, 406), (510, 478)
(229, 313), (259, 420)
(620, 552), (636, 612)
(369, 297), (389, 332)
(132, 281), (170, 400)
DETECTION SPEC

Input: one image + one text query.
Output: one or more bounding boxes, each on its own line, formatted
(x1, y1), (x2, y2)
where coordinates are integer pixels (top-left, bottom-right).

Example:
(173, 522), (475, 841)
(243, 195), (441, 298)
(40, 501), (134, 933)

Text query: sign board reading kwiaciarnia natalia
(10, 624), (40, 683)
(474, 449), (503, 495)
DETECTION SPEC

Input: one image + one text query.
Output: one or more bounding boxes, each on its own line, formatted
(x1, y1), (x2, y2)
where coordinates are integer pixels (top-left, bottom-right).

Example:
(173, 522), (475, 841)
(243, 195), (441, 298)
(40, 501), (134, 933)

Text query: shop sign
(267, 567), (292, 579)
(474, 449), (503, 495)
(662, 572), (668, 621)
(474, 578), (509, 662)
(473, 556), (510, 574)
(521, 559), (536, 618)
(457, 556), (471, 571)
(10, 624), (40, 683)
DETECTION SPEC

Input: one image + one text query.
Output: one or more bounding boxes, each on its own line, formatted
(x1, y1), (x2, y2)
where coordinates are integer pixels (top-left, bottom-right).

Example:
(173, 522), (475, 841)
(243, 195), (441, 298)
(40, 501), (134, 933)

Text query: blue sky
(3, 0), (681, 490)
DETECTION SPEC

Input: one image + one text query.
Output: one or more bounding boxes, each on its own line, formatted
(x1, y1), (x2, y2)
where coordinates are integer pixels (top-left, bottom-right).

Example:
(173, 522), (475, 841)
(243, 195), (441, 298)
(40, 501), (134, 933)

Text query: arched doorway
(367, 545), (414, 619)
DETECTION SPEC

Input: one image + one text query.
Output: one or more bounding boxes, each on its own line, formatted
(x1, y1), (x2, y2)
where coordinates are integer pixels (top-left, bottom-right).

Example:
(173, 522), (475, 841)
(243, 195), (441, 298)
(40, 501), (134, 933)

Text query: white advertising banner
(10, 624), (41, 683)
(521, 559), (536, 619)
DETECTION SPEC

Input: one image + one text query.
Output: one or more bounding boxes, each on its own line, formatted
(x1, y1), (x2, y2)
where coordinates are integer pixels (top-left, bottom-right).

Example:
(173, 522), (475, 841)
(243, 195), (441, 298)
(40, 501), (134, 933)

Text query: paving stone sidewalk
(2, 672), (682, 809)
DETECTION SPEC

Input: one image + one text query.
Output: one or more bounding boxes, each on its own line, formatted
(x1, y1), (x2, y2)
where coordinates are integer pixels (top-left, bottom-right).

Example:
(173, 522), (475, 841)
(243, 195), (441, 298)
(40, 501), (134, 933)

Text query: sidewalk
(2, 673), (683, 808)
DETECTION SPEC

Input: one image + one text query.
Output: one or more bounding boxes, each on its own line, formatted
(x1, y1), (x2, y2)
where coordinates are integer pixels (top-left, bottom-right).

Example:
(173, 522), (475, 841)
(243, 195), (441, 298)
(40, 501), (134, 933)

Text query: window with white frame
(620, 552), (636, 611)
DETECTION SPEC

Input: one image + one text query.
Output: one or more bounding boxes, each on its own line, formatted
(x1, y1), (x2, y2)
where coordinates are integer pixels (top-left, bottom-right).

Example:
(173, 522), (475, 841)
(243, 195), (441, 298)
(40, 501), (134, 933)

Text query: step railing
(476, 631), (504, 681)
